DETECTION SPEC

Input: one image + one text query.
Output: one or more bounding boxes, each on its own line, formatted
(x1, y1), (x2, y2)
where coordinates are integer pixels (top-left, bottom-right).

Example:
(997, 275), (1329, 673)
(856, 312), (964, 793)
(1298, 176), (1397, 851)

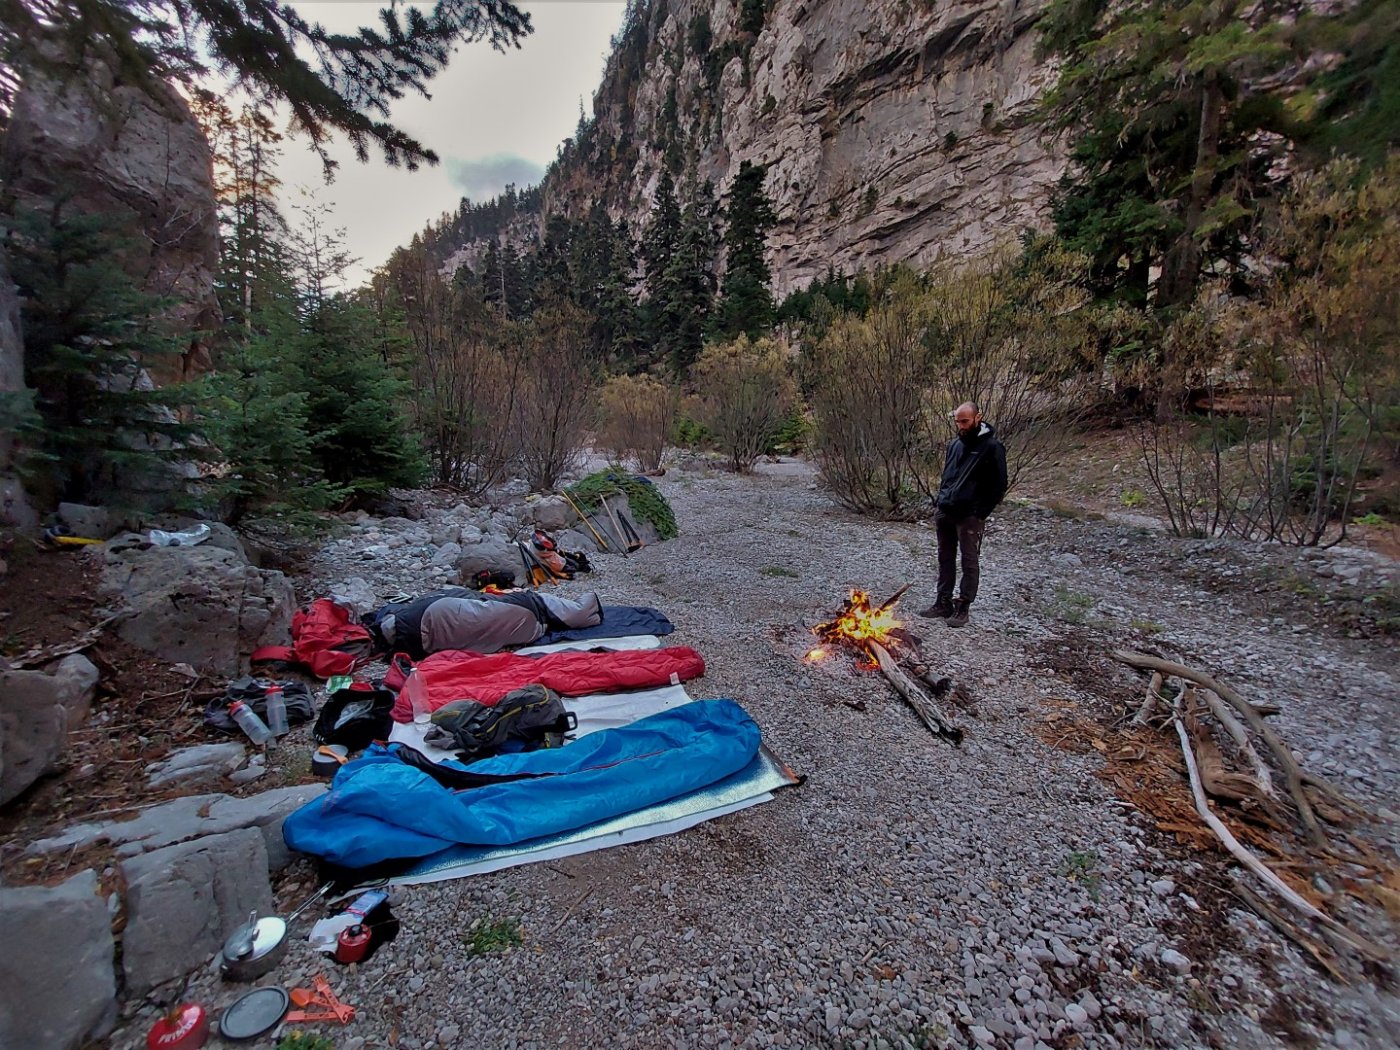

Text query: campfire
(811, 585), (962, 745)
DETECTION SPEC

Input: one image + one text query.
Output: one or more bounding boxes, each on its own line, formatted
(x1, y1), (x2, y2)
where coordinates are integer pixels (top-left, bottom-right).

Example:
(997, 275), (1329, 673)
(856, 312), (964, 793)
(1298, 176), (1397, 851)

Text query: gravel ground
(111, 455), (1398, 1050)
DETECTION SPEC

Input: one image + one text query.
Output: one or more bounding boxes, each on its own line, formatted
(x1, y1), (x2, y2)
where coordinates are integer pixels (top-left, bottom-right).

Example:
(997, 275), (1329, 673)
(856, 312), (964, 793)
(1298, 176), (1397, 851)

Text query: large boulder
(455, 536), (527, 586)
(527, 495), (579, 532)
(0, 653), (99, 805)
(26, 783), (327, 872)
(98, 539), (294, 675)
(121, 828), (273, 996)
(0, 869), (116, 1049)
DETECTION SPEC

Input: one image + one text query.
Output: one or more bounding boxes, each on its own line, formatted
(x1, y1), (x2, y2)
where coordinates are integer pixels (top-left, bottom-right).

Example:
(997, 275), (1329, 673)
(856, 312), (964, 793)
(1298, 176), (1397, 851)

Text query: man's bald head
(953, 402), (982, 436)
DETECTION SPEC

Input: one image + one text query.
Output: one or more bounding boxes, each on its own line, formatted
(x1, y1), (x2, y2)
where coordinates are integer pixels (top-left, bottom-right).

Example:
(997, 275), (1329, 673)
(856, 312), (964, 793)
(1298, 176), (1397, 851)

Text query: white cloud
(275, 2), (625, 284)
(444, 154), (546, 202)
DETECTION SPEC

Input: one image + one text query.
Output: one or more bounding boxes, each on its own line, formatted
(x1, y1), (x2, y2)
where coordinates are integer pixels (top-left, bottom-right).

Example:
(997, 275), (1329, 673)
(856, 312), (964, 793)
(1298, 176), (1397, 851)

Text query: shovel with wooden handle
(601, 496), (636, 556)
(559, 490), (611, 553)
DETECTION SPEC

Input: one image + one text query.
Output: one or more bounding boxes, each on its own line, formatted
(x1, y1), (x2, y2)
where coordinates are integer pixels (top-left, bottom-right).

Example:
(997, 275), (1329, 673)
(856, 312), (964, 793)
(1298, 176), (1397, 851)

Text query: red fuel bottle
(335, 923), (372, 964)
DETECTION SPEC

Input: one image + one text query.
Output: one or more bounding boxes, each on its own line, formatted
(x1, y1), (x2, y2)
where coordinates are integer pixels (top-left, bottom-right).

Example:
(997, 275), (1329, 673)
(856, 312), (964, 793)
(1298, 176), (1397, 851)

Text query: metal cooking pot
(220, 882), (333, 982)
(220, 914), (289, 982)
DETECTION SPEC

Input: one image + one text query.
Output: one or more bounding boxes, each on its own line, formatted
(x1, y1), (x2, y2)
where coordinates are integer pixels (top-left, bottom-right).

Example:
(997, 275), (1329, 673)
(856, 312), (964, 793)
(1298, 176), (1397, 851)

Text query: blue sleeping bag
(283, 698), (760, 868)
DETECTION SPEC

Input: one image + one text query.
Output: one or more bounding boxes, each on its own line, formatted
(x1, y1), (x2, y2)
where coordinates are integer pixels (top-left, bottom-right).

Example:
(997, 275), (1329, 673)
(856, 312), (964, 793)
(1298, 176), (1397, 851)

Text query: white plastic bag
(147, 523), (211, 548)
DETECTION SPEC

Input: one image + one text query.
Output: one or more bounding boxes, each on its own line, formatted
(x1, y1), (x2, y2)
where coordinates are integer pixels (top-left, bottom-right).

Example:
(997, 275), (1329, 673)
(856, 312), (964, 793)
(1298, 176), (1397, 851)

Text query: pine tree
(714, 160), (776, 341)
(641, 170), (682, 312)
(1, 0), (532, 172)
(660, 179), (720, 374)
(291, 293), (426, 501)
(1039, 0), (1293, 311)
(194, 96), (289, 333)
(4, 202), (200, 507)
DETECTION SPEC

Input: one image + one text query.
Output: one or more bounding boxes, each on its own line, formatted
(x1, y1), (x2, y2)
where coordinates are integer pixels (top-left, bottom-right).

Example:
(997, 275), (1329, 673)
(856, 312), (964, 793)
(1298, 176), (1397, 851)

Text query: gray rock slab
(0, 653), (97, 805)
(145, 741), (246, 789)
(0, 869), (116, 1049)
(98, 542), (293, 675)
(26, 783), (326, 870)
(121, 828), (272, 995)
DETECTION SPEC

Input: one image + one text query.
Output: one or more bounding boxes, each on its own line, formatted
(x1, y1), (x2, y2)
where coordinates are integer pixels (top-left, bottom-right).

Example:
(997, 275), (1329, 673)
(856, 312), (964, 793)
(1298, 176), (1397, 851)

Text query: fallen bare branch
(1133, 671), (1165, 726)
(1113, 650), (1328, 849)
(1169, 700), (1328, 921)
(1198, 687), (1277, 800)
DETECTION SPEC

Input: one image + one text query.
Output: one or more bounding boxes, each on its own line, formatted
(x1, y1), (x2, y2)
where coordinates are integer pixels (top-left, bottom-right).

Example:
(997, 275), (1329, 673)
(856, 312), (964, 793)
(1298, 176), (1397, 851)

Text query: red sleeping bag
(390, 645), (706, 722)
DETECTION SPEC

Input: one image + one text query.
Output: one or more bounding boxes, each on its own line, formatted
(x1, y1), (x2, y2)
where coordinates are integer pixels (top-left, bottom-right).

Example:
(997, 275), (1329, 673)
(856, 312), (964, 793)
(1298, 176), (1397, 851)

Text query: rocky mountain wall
(2, 56), (220, 384)
(546, 0), (1066, 295)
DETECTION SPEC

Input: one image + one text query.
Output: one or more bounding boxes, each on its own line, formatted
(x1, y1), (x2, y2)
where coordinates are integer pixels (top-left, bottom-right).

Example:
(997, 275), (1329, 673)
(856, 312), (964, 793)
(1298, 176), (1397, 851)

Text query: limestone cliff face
(545, 0), (1065, 295)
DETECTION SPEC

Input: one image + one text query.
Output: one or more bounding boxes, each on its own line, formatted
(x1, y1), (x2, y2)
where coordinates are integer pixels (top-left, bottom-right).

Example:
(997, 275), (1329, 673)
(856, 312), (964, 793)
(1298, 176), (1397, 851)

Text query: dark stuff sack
(312, 683), (397, 752)
(206, 676), (315, 734)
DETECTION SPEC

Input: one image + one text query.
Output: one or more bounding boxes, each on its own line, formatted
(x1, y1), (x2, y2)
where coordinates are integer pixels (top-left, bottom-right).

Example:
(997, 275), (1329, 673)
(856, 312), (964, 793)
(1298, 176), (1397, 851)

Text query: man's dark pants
(935, 510), (985, 605)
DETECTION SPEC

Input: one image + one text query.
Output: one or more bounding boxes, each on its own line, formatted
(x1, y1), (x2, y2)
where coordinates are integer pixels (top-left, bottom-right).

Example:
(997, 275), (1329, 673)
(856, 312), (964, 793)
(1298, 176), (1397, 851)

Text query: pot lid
(218, 986), (288, 1041)
(239, 917), (287, 961)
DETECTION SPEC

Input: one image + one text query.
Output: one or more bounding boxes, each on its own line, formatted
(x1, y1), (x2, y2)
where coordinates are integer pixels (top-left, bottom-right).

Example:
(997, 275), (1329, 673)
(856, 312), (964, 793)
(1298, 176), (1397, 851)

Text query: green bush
(567, 469), (679, 539)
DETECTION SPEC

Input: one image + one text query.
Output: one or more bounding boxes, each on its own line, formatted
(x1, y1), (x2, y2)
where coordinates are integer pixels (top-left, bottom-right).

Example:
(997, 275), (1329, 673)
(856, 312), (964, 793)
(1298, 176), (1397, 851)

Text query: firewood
(1112, 650), (1329, 849)
(1170, 700), (1389, 964)
(866, 640), (962, 745)
(1133, 671), (1164, 725)
(1169, 699), (1328, 921)
(1198, 687), (1277, 800)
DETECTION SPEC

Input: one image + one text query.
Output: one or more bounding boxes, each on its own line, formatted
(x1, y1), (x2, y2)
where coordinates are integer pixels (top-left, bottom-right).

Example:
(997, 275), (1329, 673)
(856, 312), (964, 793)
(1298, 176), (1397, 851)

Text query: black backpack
(423, 684), (577, 762)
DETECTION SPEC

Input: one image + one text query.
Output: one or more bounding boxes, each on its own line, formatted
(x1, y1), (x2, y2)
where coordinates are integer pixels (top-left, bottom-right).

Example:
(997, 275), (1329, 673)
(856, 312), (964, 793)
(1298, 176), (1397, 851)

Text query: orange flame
(813, 589), (903, 648)
(805, 647), (828, 662)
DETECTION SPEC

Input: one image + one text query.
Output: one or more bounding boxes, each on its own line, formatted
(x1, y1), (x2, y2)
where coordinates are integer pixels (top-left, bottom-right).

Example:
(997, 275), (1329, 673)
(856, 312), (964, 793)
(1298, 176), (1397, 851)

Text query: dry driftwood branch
(867, 641), (962, 745)
(1199, 687), (1277, 800)
(1231, 881), (1348, 983)
(10, 616), (117, 669)
(1112, 650), (1328, 849)
(1182, 705), (1287, 825)
(1133, 671), (1165, 726)
(1169, 701), (1329, 922)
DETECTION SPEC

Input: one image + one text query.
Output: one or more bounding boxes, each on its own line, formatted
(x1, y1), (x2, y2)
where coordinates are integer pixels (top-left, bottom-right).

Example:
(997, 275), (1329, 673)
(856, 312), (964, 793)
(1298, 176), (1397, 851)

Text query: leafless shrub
(595, 373), (678, 472)
(378, 254), (520, 495)
(915, 244), (1098, 500)
(806, 272), (930, 516)
(690, 334), (798, 474)
(1139, 158), (1400, 546)
(511, 299), (601, 492)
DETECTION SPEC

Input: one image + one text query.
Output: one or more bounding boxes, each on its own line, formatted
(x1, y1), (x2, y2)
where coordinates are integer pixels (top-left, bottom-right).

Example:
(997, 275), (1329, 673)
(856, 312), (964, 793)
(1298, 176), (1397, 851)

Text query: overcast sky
(281, 2), (626, 286)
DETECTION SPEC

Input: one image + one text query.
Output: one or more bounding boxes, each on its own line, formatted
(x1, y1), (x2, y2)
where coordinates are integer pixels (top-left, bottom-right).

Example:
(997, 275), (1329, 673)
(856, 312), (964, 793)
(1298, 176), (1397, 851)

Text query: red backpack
(251, 599), (374, 678)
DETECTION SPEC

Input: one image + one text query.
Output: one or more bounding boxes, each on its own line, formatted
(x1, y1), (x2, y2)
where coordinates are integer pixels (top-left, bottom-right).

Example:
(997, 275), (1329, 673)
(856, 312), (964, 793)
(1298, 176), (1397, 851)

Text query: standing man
(920, 402), (1008, 628)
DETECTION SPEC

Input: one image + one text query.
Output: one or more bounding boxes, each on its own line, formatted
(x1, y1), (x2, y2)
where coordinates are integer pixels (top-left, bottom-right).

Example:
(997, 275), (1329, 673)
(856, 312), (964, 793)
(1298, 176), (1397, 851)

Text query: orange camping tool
(285, 974), (355, 1025)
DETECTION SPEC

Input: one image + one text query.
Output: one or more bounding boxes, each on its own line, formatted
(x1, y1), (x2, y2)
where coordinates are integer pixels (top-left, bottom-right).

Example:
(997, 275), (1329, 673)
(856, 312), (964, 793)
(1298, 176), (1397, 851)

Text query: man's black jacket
(936, 422), (1008, 519)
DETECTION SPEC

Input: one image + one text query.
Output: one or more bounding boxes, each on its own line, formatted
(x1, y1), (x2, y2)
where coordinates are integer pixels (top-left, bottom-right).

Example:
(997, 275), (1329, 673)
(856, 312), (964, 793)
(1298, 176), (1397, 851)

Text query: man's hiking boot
(947, 601), (971, 628)
(919, 600), (954, 619)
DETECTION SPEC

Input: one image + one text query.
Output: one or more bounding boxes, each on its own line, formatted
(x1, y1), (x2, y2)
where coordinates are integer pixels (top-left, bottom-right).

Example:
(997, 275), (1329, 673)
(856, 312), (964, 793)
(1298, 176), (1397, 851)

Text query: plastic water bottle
(404, 670), (432, 725)
(264, 686), (288, 738)
(229, 700), (274, 745)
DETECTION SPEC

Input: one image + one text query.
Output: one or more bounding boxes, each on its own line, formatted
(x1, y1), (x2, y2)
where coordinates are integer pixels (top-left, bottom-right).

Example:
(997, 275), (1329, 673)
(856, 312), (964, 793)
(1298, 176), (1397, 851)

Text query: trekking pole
(559, 490), (611, 552)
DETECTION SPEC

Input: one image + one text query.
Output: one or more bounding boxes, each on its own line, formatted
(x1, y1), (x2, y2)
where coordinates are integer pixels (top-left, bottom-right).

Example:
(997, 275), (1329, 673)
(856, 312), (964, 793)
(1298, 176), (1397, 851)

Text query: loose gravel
(109, 455), (1398, 1049)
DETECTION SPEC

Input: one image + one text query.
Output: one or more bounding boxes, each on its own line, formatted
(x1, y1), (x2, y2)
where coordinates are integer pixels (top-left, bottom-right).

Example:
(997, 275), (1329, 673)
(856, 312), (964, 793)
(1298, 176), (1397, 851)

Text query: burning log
(813, 587), (962, 746)
(867, 640), (963, 745)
